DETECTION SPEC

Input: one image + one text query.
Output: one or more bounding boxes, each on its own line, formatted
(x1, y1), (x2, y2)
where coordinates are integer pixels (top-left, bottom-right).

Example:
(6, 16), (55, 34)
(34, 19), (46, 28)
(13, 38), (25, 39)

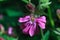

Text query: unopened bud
(56, 9), (60, 19)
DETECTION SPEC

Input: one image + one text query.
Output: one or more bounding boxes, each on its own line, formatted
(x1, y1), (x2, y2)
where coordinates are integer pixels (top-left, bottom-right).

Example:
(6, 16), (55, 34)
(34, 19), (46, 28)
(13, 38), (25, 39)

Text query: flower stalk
(41, 29), (44, 40)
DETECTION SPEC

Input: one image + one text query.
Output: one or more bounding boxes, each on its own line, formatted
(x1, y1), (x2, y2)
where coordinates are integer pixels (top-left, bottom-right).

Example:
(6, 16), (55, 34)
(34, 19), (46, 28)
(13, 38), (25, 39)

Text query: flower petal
(36, 16), (46, 29)
(18, 16), (30, 22)
(29, 22), (36, 37)
(23, 25), (30, 34)
(36, 16), (46, 23)
(8, 27), (13, 35)
(38, 22), (45, 29)
(23, 22), (31, 34)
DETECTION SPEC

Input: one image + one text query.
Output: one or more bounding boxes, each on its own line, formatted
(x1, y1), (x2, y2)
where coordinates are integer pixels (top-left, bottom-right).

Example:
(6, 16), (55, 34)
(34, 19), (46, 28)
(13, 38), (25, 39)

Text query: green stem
(47, 6), (55, 29)
(41, 29), (44, 40)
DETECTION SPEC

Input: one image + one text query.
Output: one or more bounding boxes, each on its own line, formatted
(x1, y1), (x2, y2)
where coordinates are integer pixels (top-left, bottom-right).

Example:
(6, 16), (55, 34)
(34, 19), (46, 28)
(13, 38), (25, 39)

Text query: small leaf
(56, 28), (60, 32)
(53, 30), (60, 35)
(22, 0), (28, 3)
(39, 0), (51, 9)
(53, 28), (60, 35)
(41, 30), (50, 40)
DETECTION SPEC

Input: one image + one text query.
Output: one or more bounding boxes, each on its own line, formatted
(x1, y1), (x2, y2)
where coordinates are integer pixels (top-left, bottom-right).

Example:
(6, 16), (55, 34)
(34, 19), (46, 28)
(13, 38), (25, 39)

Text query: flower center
(31, 15), (35, 22)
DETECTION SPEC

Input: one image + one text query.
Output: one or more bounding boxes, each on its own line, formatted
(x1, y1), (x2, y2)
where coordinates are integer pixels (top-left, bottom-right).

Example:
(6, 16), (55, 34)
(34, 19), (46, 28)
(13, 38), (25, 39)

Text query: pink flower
(18, 15), (46, 37)
(8, 27), (13, 35)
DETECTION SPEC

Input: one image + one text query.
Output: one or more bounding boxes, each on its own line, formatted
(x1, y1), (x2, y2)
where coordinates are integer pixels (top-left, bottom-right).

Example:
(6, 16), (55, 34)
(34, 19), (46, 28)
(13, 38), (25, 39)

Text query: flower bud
(56, 9), (60, 19)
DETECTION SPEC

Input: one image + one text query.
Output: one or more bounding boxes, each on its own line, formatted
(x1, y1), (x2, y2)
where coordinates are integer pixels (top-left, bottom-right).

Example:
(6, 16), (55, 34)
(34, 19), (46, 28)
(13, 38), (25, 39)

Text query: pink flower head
(8, 27), (13, 35)
(18, 15), (46, 37)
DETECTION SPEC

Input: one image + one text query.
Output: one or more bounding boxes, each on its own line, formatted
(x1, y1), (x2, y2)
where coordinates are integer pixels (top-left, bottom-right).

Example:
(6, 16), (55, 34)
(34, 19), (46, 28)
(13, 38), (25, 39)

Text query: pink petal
(23, 25), (30, 34)
(8, 27), (13, 35)
(23, 22), (31, 34)
(38, 22), (45, 29)
(18, 16), (30, 22)
(29, 22), (36, 37)
(36, 16), (46, 23)
(36, 16), (46, 29)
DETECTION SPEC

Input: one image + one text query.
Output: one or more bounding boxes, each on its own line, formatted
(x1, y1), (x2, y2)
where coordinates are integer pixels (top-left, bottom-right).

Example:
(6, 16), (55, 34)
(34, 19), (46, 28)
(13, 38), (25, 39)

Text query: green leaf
(53, 28), (60, 35)
(54, 31), (60, 35)
(39, 0), (51, 9)
(56, 28), (60, 32)
(22, 0), (28, 3)
(42, 30), (50, 40)
(40, 0), (50, 3)
(6, 9), (24, 17)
